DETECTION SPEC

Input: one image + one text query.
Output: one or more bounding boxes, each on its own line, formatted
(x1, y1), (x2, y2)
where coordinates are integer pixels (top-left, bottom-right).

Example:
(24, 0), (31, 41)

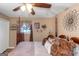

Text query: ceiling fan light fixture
(20, 5), (26, 11)
(31, 8), (35, 15)
(26, 4), (32, 13)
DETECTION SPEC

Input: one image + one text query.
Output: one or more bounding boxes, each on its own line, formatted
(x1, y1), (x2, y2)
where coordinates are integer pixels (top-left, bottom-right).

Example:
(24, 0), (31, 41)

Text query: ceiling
(0, 3), (76, 17)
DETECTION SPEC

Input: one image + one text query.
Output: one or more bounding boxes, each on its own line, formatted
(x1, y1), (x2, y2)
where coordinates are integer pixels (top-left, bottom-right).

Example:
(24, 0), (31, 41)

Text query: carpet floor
(0, 49), (13, 56)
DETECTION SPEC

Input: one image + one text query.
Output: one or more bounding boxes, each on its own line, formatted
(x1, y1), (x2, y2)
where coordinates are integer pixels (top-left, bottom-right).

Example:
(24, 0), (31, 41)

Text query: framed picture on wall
(34, 22), (40, 29)
(10, 24), (17, 30)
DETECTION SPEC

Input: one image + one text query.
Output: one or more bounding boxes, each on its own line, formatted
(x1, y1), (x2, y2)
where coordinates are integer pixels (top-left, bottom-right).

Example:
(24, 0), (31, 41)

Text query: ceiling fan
(13, 3), (51, 15)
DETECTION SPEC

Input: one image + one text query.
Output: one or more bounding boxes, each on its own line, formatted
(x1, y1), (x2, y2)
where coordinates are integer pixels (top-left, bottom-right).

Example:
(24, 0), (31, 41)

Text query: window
(20, 23), (31, 34)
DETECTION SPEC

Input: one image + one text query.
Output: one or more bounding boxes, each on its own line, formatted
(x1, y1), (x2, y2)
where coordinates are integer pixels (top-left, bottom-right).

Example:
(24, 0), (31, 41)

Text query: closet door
(0, 18), (9, 53)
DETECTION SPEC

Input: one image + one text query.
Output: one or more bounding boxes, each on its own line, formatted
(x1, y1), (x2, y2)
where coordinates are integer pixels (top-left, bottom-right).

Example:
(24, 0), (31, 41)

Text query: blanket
(51, 39), (76, 56)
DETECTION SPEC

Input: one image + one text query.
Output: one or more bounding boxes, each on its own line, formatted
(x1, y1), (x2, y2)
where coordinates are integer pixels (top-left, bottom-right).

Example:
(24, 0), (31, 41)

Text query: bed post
(16, 16), (24, 44)
(55, 15), (58, 37)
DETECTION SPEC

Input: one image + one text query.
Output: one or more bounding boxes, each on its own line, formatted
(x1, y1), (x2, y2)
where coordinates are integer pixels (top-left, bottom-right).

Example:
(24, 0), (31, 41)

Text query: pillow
(44, 40), (52, 54)
(42, 35), (54, 45)
(74, 44), (79, 56)
(42, 38), (48, 45)
(59, 35), (66, 39)
(70, 37), (79, 44)
(48, 38), (55, 44)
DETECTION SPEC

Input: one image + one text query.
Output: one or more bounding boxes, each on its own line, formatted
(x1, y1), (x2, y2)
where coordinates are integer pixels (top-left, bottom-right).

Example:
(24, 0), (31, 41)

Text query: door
(0, 18), (9, 53)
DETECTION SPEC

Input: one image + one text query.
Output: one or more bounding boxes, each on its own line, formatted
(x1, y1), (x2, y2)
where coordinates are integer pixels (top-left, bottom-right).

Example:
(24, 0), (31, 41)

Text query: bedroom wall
(9, 17), (55, 47)
(0, 18), (9, 53)
(57, 4), (79, 38)
(0, 13), (10, 52)
(9, 17), (18, 47)
(32, 17), (55, 42)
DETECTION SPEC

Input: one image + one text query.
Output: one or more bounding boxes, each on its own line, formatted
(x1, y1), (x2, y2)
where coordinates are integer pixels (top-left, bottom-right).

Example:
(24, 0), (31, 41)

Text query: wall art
(41, 24), (47, 29)
(34, 22), (40, 29)
(10, 24), (17, 30)
(63, 9), (79, 31)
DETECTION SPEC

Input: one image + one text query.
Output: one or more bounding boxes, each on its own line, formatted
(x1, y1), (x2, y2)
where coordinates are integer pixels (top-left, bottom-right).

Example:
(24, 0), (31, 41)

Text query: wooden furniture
(17, 33), (24, 44)
(30, 24), (33, 41)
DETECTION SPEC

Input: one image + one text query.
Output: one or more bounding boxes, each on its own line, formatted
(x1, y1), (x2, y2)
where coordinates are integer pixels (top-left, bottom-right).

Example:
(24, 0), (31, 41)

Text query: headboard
(70, 37), (79, 44)
(58, 35), (66, 39)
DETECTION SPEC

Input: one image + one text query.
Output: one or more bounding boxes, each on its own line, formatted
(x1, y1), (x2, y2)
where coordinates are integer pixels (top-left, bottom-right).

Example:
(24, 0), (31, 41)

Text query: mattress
(8, 41), (50, 56)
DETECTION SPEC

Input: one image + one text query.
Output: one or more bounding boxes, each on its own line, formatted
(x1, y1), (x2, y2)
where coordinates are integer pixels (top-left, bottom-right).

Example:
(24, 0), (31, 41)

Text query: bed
(8, 41), (51, 56)
(8, 36), (79, 56)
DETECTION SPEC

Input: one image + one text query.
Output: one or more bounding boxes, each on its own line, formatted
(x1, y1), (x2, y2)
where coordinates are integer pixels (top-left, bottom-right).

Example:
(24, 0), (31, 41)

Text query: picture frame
(34, 22), (40, 29)
(10, 24), (17, 30)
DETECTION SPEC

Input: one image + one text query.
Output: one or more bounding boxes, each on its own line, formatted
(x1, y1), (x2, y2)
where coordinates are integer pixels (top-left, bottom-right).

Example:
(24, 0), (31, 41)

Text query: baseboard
(8, 47), (15, 49)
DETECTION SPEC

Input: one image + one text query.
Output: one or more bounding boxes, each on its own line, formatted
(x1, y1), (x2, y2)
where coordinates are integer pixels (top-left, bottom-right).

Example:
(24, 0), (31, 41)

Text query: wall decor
(41, 24), (47, 29)
(63, 9), (79, 31)
(10, 24), (17, 30)
(34, 22), (40, 29)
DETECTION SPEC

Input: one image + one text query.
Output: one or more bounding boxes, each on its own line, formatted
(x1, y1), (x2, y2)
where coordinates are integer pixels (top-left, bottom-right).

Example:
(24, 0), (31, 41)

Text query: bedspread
(8, 41), (50, 56)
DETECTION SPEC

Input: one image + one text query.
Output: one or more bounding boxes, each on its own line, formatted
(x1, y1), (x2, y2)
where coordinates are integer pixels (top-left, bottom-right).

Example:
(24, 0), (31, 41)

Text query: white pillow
(44, 40), (52, 54)
(48, 38), (55, 43)
(74, 44), (79, 56)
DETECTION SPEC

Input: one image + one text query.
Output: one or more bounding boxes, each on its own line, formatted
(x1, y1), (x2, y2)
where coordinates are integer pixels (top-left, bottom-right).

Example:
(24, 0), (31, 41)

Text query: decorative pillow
(44, 40), (52, 54)
(59, 35), (67, 39)
(42, 35), (54, 45)
(48, 38), (55, 44)
(70, 37), (79, 44)
(47, 35), (54, 39)
(42, 38), (48, 45)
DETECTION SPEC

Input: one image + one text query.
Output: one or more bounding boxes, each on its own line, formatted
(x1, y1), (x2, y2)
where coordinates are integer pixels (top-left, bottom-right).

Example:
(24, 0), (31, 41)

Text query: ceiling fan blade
(13, 6), (21, 11)
(31, 8), (35, 15)
(32, 3), (51, 8)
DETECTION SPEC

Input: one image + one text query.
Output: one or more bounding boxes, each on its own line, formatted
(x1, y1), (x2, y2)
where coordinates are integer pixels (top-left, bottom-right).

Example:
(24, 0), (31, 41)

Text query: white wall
(0, 18), (9, 53)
